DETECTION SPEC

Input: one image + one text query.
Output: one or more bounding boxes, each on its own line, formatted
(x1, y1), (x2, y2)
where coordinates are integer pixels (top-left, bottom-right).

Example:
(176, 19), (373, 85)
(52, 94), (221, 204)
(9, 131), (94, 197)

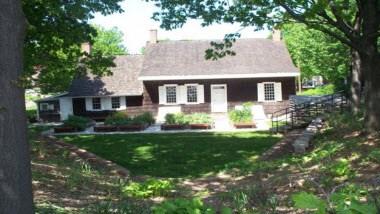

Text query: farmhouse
(36, 30), (299, 122)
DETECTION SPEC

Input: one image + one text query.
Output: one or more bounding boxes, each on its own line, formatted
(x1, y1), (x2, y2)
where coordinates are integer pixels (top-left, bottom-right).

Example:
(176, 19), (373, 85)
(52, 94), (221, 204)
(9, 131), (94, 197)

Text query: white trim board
(139, 72), (300, 81)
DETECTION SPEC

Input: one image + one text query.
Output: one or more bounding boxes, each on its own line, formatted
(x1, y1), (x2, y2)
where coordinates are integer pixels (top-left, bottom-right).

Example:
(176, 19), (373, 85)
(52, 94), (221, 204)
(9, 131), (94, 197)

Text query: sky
(91, 0), (269, 54)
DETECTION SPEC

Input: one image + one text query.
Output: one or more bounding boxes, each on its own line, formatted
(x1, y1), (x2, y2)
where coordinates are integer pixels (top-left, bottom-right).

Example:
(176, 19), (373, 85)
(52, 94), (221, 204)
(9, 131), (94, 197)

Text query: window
(40, 103), (54, 111)
(111, 97), (120, 109)
(187, 85), (198, 103)
(166, 86), (177, 104)
(92, 97), (101, 110)
(264, 83), (275, 101)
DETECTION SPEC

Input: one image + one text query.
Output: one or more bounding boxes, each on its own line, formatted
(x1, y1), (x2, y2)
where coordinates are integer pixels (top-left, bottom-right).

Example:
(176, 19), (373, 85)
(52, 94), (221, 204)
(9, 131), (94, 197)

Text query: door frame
(210, 84), (228, 112)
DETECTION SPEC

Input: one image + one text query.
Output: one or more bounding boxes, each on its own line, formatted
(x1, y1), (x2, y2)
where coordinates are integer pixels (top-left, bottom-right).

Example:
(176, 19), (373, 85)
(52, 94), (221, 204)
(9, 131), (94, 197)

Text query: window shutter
(158, 86), (165, 104)
(257, 83), (264, 102)
(178, 85), (187, 104)
(275, 82), (283, 101)
(198, 84), (204, 103)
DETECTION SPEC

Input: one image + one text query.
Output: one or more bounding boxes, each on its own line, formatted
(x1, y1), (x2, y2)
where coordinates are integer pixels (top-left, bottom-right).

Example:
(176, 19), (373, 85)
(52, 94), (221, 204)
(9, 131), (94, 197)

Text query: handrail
(271, 91), (347, 133)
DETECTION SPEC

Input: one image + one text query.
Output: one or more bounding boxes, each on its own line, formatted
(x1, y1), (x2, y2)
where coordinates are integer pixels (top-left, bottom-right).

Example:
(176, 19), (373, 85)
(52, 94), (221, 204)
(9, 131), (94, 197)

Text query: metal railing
(271, 91), (348, 133)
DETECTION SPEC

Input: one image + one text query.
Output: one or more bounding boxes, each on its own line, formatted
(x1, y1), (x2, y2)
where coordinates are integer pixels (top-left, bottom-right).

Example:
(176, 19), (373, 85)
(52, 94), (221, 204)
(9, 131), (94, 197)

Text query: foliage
(186, 113), (213, 124)
(228, 184), (279, 213)
(82, 200), (151, 214)
(292, 185), (378, 214)
(122, 179), (174, 198)
(299, 84), (336, 96)
(133, 112), (156, 125)
(104, 112), (131, 126)
(26, 109), (38, 123)
(228, 102), (253, 123)
(152, 198), (215, 214)
(91, 25), (127, 56)
(368, 150), (380, 164)
(282, 24), (350, 85)
(22, 0), (124, 93)
(105, 112), (155, 126)
(63, 115), (92, 131)
(164, 113), (189, 125)
(324, 158), (354, 178)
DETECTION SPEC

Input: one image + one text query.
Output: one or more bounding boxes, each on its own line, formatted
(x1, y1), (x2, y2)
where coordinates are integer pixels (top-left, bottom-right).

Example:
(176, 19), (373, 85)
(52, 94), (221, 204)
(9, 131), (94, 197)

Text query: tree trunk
(350, 49), (362, 114)
(0, 1), (34, 213)
(362, 53), (380, 133)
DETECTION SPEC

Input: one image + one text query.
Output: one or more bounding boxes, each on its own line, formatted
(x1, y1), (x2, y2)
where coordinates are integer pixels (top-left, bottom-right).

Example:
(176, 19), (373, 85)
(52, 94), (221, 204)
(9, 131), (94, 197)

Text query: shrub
(164, 113), (188, 125)
(152, 198), (215, 214)
(63, 115), (91, 131)
(186, 113), (213, 124)
(228, 102), (253, 123)
(133, 112), (155, 125)
(26, 109), (37, 123)
(299, 84), (335, 96)
(122, 178), (174, 198)
(104, 112), (131, 126)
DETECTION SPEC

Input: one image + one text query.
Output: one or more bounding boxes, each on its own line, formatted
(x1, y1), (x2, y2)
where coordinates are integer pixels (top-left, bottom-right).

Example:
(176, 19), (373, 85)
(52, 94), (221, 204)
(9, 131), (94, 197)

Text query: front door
(72, 98), (86, 116)
(211, 84), (227, 112)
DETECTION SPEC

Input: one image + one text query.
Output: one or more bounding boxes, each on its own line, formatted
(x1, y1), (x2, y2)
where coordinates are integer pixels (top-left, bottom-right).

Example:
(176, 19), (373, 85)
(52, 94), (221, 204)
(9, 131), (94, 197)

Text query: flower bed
(94, 112), (154, 132)
(94, 125), (118, 132)
(229, 102), (255, 129)
(54, 115), (93, 133)
(161, 113), (213, 130)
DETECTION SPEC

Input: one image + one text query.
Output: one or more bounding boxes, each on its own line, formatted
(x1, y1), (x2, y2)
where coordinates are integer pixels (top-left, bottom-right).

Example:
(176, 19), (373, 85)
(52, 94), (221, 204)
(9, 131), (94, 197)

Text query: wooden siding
(143, 77), (296, 104)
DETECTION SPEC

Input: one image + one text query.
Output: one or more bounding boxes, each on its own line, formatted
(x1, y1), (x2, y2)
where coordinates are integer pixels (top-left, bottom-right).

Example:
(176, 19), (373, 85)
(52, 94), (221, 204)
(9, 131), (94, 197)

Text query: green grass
(60, 132), (280, 178)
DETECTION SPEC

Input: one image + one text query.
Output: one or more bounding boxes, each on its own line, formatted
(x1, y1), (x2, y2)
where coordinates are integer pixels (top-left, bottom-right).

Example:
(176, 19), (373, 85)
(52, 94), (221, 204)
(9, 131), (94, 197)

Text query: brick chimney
(81, 42), (91, 54)
(149, 29), (158, 44)
(272, 29), (282, 42)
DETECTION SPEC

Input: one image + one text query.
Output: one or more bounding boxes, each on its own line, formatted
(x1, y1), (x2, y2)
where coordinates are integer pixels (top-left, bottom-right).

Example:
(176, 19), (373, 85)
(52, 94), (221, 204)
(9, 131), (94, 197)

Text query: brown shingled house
(36, 30), (299, 122)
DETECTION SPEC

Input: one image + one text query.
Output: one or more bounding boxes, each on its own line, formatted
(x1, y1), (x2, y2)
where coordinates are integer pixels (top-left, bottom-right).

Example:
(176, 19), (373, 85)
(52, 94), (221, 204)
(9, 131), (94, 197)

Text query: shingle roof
(67, 55), (144, 97)
(140, 39), (299, 79)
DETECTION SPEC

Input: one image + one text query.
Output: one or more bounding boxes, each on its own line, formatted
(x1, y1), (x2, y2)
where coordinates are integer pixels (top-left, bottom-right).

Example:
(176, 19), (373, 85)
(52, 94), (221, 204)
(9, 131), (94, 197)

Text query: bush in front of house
(186, 113), (213, 124)
(133, 112), (155, 125)
(164, 113), (189, 125)
(63, 115), (92, 131)
(104, 112), (131, 126)
(104, 112), (155, 126)
(228, 102), (253, 124)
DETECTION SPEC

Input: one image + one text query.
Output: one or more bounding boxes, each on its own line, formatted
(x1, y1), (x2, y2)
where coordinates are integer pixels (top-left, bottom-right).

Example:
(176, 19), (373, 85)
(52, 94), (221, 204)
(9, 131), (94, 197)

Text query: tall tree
(0, 0), (123, 212)
(282, 23), (350, 87)
(22, 0), (124, 94)
(0, 0), (33, 213)
(92, 25), (128, 56)
(150, 0), (380, 133)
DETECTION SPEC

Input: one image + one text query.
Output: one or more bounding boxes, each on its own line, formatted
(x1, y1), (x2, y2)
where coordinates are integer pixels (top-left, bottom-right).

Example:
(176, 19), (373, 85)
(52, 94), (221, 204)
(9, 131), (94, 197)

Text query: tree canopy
(92, 25), (128, 56)
(22, 0), (125, 94)
(282, 23), (350, 86)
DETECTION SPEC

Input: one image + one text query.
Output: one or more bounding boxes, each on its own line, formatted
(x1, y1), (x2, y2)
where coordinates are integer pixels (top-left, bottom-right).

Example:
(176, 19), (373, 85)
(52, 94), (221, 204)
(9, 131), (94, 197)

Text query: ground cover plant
(60, 132), (279, 178)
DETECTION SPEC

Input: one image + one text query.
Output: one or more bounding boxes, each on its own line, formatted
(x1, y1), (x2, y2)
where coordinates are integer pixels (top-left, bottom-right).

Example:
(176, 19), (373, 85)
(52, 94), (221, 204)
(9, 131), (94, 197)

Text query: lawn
(60, 132), (280, 178)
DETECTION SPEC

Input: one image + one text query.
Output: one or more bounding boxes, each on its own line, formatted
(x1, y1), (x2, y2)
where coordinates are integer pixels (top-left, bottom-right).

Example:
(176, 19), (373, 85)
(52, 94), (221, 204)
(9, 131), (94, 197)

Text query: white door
(211, 84), (227, 112)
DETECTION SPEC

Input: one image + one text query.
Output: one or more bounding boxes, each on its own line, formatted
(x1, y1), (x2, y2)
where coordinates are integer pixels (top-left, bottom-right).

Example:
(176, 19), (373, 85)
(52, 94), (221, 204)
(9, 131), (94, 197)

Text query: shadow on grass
(60, 132), (280, 178)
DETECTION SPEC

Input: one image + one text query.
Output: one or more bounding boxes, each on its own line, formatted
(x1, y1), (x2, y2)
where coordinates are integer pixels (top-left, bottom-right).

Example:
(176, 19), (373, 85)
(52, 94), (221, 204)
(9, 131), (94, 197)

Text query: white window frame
(185, 83), (199, 104)
(111, 97), (121, 109)
(40, 103), (54, 111)
(165, 84), (178, 105)
(92, 97), (102, 110)
(263, 82), (276, 102)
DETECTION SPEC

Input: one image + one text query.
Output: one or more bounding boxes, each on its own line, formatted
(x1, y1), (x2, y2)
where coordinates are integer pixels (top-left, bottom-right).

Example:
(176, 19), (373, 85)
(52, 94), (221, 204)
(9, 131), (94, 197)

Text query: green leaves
(292, 192), (327, 214)
(22, 0), (124, 93)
